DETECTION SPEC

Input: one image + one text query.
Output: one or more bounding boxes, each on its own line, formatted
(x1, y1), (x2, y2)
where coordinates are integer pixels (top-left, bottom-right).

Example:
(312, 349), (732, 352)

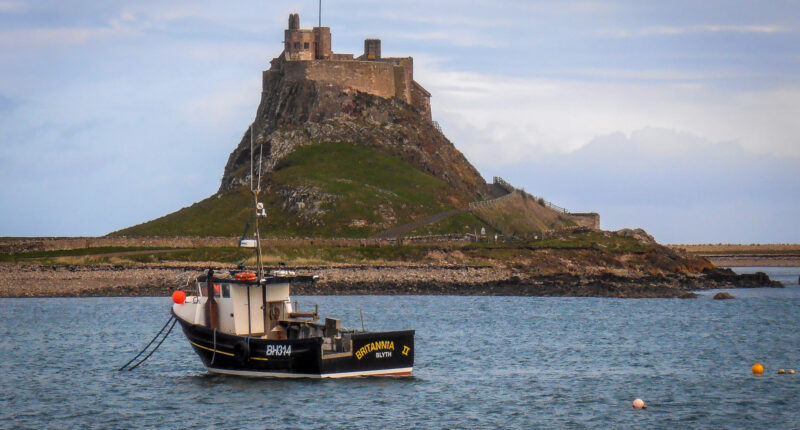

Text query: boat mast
(250, 124), (268, 333)
(250, 124), (265, 278)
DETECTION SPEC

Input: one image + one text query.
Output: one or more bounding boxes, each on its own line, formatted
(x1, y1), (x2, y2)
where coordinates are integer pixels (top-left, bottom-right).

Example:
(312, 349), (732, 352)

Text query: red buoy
(172, 290), (186, 304)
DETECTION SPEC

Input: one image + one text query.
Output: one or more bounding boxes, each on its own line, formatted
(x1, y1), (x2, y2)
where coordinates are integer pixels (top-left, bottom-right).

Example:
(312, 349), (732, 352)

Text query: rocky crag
(220, 78), (487, 200)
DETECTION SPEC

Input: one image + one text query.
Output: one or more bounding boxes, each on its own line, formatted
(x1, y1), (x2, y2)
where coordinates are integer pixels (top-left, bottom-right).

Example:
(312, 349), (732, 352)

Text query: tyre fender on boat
(233, 340), (250, 364)
(269, 305), (280, 321)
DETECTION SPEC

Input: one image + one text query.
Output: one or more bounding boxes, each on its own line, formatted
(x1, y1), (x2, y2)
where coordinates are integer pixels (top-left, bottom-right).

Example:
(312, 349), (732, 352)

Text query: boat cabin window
(199, 283), (230, 298)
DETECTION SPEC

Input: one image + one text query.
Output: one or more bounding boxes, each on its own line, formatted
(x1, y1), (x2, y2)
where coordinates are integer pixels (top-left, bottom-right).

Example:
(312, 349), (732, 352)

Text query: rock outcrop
(701, 268), (783, 288)
(219, 77), (487, 199)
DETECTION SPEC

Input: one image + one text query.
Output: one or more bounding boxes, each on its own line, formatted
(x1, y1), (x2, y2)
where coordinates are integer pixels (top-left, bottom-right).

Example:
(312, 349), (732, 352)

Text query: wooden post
(205, 269), (219, 330)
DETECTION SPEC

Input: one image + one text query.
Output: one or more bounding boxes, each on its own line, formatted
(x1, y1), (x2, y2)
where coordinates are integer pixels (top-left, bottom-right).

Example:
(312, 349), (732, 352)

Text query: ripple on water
(1, 268), (800, 428)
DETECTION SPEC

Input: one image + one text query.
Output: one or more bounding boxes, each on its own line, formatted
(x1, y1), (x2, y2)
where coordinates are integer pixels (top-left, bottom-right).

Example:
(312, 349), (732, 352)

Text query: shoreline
(0, 262), (784, 299)
(705, 256), (800, 267)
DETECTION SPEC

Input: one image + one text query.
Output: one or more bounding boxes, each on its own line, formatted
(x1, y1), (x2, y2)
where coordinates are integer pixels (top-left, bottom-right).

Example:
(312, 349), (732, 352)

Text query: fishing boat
(169, 125), (414, 378)
(170, 268), (414, 378)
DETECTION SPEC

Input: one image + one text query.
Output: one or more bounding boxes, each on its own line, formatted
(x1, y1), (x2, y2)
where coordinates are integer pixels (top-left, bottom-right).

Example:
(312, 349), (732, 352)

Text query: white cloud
(180, 78), (262, 127)
(389, 30), (506, 48)
(493, 127), (800, 243)
(603, 24), (790, 38)
(375, 10), (511, 28)
(650, 24), (788, 35)
(413, 60), (800, 166)
(0, 12), (144, 49)
(0, 1), (25, 13)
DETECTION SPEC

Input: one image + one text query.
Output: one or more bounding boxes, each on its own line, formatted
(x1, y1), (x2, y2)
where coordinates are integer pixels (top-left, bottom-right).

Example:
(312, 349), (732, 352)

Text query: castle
(266, 13), (432, 121)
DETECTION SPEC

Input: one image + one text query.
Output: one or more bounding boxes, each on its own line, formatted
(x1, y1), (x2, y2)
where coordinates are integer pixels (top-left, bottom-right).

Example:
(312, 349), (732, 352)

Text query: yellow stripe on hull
(189, 341), (234, 357)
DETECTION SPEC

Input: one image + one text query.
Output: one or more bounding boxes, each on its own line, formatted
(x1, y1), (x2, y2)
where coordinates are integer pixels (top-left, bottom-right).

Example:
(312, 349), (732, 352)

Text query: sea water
(1, 267), (799, 429)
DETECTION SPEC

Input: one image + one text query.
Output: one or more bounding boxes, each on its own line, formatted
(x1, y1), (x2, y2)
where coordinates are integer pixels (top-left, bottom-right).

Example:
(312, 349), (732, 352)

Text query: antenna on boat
(249, 124), (266, 278)
(257, 144), (263, 192)
(248, 123), (270, 332)
(250, 124), (255, 192)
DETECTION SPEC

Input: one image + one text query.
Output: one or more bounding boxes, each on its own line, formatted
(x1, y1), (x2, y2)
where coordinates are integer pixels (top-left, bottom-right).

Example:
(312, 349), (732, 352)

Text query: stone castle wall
(283, 60), (398, 99)
(410, 81), (431, 121)
(275, 60), (431, 119)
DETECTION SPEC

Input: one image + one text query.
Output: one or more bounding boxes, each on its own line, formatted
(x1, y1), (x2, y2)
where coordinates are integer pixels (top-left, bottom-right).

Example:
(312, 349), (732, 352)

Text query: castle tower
(364, 39), (381, 60)
(283, 13), (331, 61)
(313, 26), (332, 60)
(288, 13), (299, 30)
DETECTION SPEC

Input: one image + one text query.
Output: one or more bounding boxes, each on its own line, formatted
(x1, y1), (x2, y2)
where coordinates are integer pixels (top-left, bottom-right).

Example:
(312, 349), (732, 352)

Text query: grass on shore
(401, 212), (496, 237)
(0, 246), (168, 263)
(0, 231), (655, 266)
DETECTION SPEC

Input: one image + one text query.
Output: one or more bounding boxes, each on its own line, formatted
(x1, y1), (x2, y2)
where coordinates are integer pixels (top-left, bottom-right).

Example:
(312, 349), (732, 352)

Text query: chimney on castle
(288, 13), (300, 30)
(364, 39), (381, 60)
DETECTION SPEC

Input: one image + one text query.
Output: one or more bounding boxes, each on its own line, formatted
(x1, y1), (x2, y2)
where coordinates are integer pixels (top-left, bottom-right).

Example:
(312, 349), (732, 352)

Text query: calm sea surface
(1, 267), (799, 429)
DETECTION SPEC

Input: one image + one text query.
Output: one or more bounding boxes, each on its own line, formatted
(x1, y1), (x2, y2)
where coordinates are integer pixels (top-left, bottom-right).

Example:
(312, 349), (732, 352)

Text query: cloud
(0, 94), (19, 113)
(180, 78), (262, 127)
(391, 30), (505, 48)
(491, 128), (800, 243)
(0, 12), (144, 49)
(374, 10), (511, 28)
(0, 1), (25, 13)
(603, 24), (790, 38)
(413, 61), (800, 166)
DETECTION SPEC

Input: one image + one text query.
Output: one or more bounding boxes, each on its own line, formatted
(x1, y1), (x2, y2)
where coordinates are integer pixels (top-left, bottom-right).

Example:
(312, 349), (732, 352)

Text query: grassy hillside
(113, 142), (473, 238)
(470, 192), (577, 235)
(402, 212), (496, 237)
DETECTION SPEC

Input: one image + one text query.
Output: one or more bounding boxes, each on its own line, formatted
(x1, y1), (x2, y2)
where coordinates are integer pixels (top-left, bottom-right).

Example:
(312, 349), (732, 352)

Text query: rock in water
(713, 292), (735, 300)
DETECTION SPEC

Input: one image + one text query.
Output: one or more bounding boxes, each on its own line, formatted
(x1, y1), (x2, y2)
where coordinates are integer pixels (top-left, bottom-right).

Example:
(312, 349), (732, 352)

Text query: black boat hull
(173, 312), (414, 378)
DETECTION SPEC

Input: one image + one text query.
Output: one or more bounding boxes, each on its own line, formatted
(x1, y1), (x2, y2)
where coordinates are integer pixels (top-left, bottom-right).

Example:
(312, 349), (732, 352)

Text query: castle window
(294, 42), (300, 50)
(304, 42), (310, 50)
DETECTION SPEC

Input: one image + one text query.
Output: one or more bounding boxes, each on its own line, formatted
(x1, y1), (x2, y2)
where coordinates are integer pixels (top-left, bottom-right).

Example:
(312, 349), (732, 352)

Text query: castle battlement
(267, 13), (431, 121)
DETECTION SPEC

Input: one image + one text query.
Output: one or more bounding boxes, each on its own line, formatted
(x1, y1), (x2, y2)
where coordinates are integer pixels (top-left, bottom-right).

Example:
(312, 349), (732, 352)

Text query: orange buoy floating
(752, 363), (764, 375)
(633, 398), (646, 409)
(789, 370), (796, 375)
(778, 369), (786, 374)
(172, 290), (186, 304)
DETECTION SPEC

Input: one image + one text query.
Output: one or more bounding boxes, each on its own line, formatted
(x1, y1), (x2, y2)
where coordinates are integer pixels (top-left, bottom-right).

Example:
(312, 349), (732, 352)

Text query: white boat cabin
(172, 272), (326, 340)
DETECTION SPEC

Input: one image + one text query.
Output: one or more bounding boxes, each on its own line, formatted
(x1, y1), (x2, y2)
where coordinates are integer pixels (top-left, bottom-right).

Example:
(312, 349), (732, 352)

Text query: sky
(1, 0), (798, 243)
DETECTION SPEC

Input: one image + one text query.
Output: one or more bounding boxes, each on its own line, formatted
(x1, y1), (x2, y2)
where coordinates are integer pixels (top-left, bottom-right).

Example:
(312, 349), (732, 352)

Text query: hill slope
(471, 192), (577, 235)
(220, 76), (488, 199)
(114, 68), (585, 238)
(114, 142), (474, 237)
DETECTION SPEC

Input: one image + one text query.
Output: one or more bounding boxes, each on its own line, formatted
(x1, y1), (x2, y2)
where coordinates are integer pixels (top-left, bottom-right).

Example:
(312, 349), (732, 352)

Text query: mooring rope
(210, 329), (217, 366)
(119, 315), (177, 371)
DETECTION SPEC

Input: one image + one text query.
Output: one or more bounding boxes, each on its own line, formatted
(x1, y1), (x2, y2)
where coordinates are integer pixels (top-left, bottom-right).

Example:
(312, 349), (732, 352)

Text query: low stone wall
(0, 235), (478, 254)
(569, 213), (600, 230)
(468, 191), (515, 210)
(0, 237), (238, 253)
